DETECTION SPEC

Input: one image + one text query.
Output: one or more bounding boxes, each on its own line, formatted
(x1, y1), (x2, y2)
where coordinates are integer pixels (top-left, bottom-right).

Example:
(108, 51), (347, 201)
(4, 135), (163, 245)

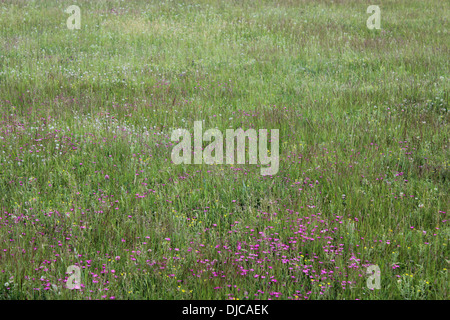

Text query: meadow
(0, 0), (448, 300)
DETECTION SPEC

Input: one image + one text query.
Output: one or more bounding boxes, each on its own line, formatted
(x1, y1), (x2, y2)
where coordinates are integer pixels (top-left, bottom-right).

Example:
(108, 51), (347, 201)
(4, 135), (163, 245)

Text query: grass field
(0, 0), (448, 300)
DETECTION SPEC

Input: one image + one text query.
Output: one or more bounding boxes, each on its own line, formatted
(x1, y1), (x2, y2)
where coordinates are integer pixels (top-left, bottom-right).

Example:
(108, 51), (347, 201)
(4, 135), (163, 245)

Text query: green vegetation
(0, 0), (448, 300)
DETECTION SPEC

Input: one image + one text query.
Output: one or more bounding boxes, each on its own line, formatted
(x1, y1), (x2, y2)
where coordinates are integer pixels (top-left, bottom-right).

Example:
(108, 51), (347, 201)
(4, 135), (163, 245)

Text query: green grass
(0, 0), (448, 300)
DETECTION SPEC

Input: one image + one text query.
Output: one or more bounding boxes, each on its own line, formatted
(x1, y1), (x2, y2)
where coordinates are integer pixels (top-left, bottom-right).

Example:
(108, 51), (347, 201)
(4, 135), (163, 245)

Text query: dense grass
(0, 0), (448, 300)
